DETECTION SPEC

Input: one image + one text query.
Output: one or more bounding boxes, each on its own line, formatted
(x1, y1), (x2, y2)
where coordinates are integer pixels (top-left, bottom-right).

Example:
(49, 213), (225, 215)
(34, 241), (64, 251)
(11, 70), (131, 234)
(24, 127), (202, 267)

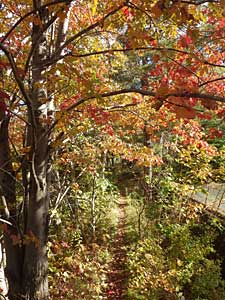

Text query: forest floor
(105, 197), (129, 300)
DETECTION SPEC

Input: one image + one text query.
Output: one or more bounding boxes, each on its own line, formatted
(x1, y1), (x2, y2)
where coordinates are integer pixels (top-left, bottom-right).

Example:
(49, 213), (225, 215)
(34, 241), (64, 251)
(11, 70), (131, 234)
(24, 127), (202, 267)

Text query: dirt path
(105, 198), (129, 300)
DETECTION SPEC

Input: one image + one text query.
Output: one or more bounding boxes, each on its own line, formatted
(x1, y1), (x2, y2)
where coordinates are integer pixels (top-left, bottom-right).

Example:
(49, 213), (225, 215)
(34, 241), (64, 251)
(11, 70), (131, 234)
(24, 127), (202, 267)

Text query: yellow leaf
(65, 256), (73, 265)
(22, 146), (31, 154)
(92, 0), (98, 16)
(177, 259), (183, 266)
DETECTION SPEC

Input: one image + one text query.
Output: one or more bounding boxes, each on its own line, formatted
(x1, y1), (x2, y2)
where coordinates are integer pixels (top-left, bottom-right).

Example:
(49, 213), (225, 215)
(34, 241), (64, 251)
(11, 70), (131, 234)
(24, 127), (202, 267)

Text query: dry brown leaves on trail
(106, 198), (129, 300)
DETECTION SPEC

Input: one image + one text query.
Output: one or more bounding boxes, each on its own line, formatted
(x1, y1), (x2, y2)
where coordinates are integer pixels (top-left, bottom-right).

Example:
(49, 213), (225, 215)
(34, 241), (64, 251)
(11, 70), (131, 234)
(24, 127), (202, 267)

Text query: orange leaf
(201, 99), (218, 110)
(175, 106), (197, 119)
(151, 3), (162, 18)
(156, 85), (169, 97)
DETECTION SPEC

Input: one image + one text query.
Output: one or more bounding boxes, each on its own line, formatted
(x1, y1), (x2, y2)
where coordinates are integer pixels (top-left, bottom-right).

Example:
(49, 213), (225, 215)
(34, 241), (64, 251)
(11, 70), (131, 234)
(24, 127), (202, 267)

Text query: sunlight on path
(105, 198), (129, 300)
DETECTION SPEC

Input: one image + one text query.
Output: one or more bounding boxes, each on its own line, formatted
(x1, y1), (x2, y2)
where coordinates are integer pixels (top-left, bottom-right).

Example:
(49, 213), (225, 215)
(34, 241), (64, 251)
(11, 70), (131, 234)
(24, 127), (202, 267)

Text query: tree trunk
(20, 3), (51, 298)
(0, 112), (23, 299)
(21, 180), (49, 300)
(21, 122), (50, 299)
(0, 1), (71, 298)
(0, 2), (50, 298)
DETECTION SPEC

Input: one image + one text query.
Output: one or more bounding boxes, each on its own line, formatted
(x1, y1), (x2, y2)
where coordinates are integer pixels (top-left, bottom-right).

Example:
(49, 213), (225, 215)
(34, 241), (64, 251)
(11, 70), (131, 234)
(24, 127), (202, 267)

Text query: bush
(127, 220), (225, 300)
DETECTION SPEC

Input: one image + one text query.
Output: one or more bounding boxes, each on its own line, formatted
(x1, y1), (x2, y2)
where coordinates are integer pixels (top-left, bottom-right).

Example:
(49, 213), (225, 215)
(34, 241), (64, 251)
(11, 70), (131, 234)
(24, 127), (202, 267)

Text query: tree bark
(0, 114), (23, 299)
(0, 1), (71, 299)
(20, 2), (51, 298)
(21, 123), (50, 300)
(0, 1), (51, 298)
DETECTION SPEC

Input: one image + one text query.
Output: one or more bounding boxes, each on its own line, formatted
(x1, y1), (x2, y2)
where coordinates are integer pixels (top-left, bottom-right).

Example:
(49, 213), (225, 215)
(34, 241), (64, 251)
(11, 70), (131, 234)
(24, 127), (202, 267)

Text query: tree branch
(180, 0), (220, 4)
(65, 89), (225, 113)
(24, 13), (60, 74)
(203, 61), (225, 68)
(45, 87), (224, 139)
(42, 46), (191, 67)
(0, 43), (36, 129)
(1, 0), (73, 43)
(42, 47), (225, 70)
(52, 2), (127, 59)
(199, 77), (225, 87)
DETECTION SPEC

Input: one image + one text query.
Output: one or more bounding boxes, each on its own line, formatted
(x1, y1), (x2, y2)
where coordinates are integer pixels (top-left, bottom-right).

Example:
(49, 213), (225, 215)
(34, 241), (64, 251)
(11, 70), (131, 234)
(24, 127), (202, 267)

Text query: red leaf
(121, 7), (134, 19)
(169, 97), (197, 119)
(208, 127), (223, 139)
(107, 290), (114, 295)
(0, 60), (8, 70)
(0, 101), (7, 112)
(179, 35), (192, 48)
(122, 7), (129, 17)
(197, 112), (212, 120)
(0, 91), (10, 100)
(217, 108), (225, 119)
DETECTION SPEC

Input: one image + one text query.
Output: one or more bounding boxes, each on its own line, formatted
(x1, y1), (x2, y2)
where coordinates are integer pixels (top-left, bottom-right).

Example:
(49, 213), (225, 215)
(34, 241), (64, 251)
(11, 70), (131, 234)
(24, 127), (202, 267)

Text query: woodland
(0, 0), (225, 299)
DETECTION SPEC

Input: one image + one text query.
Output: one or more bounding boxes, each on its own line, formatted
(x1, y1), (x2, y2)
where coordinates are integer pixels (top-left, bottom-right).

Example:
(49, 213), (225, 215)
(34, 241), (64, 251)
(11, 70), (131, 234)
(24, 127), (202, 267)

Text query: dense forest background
(0, 0), (224, 299)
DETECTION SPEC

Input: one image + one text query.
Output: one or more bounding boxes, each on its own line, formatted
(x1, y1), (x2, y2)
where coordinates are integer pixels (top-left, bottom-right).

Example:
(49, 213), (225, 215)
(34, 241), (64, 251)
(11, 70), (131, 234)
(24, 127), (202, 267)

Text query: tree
(0, 0), (224, 299)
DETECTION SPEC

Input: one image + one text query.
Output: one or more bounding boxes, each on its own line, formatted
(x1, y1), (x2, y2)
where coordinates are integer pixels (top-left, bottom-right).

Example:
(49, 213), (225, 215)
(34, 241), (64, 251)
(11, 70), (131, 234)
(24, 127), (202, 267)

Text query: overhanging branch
(45, 87), (224, 139)
(65, 89), (225, 113)
(43, 46), (190, 67)
(42, 46), (225, 70)
(199, 77), (225, 87)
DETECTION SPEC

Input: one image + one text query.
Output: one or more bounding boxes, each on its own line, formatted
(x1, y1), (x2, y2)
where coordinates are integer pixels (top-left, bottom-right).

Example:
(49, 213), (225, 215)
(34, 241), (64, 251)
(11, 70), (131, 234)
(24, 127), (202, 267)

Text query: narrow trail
(105, 198), (129, 300)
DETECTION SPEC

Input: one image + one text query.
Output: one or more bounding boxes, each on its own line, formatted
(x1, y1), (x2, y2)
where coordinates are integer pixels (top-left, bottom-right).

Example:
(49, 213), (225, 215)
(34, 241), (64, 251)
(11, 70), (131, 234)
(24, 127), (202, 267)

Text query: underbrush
(48, 240), (112, 300)
(48, 175), (120, 299)
(126, 200), (225, 300)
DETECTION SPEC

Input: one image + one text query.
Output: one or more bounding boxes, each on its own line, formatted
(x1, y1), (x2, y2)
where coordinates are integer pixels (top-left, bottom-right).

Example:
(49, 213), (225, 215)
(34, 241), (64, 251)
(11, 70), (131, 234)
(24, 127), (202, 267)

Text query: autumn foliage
(0, 0), (225, 299)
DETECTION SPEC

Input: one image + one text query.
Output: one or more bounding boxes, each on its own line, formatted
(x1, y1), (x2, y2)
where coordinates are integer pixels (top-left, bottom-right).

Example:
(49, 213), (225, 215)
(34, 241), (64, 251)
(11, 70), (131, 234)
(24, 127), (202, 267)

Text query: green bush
(127, 220), (225, 300)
